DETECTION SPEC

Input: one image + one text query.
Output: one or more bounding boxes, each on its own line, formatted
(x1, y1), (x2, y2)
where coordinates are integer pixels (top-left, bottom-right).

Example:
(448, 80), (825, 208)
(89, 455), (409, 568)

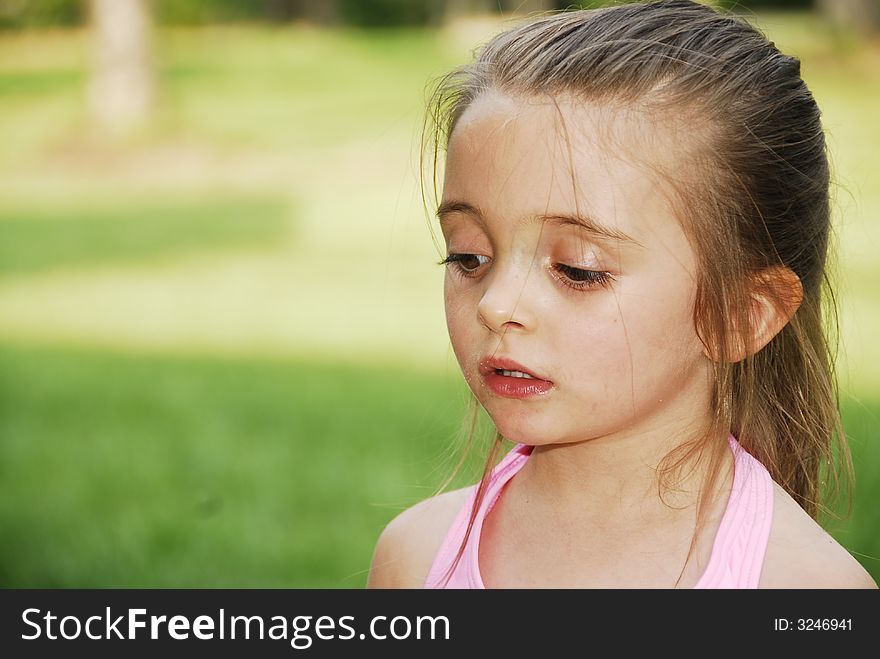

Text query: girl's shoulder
(366, 486), (473, 588)
(758, 482), (878, 589)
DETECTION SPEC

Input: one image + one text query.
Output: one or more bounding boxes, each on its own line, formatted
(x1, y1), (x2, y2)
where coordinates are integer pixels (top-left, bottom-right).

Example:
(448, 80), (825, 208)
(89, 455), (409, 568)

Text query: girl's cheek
(445, 275), (482, 312)
(444, 290), (472, 337)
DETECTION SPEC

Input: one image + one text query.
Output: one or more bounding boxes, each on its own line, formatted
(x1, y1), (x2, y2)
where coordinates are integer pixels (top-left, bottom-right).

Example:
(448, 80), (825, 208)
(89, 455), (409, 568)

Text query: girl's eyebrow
(436, 199), (642, 247)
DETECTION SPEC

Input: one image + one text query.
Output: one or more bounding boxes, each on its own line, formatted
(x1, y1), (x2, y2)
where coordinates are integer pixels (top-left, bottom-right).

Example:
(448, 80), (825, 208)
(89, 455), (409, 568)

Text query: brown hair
(421, 0), (852, 587)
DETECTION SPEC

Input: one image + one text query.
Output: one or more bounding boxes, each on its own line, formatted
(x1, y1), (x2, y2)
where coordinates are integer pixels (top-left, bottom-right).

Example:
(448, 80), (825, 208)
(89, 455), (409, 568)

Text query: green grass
(0, 70), (82, 96)
(0, 195), (292, 275)
(0, 343), (485, 587)
(835, 394), (880, 570)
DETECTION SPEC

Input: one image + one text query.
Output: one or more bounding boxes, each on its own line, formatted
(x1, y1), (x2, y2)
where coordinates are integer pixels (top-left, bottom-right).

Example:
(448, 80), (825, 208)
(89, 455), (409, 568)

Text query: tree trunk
(88, 0), (155, 135)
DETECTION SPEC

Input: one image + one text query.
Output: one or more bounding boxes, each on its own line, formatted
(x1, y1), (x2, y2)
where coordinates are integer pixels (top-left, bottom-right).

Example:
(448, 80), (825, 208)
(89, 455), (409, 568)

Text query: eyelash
(438, 253), (614, 291)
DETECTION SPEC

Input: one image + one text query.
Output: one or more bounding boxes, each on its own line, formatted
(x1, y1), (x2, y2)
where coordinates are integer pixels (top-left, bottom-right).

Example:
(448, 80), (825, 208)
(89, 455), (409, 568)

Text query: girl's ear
(704, 266), (804, 363)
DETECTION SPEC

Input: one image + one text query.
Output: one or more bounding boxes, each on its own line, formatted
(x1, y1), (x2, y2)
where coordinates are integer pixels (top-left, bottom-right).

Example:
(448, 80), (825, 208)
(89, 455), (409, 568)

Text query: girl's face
(440, 90), (714, 446)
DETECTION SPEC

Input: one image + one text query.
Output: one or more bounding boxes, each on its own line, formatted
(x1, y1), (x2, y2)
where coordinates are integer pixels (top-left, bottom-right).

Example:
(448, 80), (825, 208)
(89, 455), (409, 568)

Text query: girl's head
(424, 0), (849, 526)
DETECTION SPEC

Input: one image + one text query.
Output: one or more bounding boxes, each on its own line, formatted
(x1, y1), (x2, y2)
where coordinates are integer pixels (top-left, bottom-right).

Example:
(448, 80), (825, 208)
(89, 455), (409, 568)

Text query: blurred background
(0, 0), (877, 587)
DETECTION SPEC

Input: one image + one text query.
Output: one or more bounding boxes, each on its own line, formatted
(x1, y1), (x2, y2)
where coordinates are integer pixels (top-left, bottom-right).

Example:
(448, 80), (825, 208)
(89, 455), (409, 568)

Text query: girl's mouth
(481, 367), (554, 399)
(480, 357), (554, 400)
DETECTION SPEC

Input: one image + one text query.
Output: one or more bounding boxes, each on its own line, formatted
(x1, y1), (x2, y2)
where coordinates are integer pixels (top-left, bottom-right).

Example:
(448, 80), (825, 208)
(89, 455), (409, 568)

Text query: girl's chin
(487, 415), (550, 445)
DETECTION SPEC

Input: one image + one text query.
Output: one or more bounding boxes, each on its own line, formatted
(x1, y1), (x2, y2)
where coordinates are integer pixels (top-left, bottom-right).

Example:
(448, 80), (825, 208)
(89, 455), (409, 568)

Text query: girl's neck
(518, 417), (729, 528)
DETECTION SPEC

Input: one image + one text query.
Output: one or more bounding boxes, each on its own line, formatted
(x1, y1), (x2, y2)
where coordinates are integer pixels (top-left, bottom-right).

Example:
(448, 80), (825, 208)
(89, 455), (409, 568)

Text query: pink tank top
(424, 434), (774, 588)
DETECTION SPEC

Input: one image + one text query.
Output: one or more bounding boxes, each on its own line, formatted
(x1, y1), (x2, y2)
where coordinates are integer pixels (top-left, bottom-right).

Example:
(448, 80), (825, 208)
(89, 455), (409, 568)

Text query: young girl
(368, 0), (878, 588)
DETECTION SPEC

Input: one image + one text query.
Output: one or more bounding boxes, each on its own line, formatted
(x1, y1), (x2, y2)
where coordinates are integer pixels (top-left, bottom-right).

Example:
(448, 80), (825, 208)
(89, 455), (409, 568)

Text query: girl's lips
(481, 370), (554, 398)
(478, 356), (554, 399)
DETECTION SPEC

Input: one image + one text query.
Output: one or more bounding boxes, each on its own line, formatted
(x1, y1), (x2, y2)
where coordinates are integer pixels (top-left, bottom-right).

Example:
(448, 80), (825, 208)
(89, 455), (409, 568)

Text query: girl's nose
(476, 265), (537, 333)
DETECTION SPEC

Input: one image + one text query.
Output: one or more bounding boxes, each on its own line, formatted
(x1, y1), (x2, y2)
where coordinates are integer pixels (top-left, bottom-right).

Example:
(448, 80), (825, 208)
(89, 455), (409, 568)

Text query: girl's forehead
(444, 90), (686, 241)
(451, 90), (678, 172)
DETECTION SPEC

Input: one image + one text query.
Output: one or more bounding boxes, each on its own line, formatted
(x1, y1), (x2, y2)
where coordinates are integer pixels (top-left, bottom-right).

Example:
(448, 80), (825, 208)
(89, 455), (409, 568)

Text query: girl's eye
(552, 263), (615, 291)
(438, 254), (614, 291)
(439, 253), (490, 277)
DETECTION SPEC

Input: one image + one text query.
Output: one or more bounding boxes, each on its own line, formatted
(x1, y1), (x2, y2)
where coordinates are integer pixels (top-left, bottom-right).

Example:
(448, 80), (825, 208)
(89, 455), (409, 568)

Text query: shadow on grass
(0, 195), (293, 276)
